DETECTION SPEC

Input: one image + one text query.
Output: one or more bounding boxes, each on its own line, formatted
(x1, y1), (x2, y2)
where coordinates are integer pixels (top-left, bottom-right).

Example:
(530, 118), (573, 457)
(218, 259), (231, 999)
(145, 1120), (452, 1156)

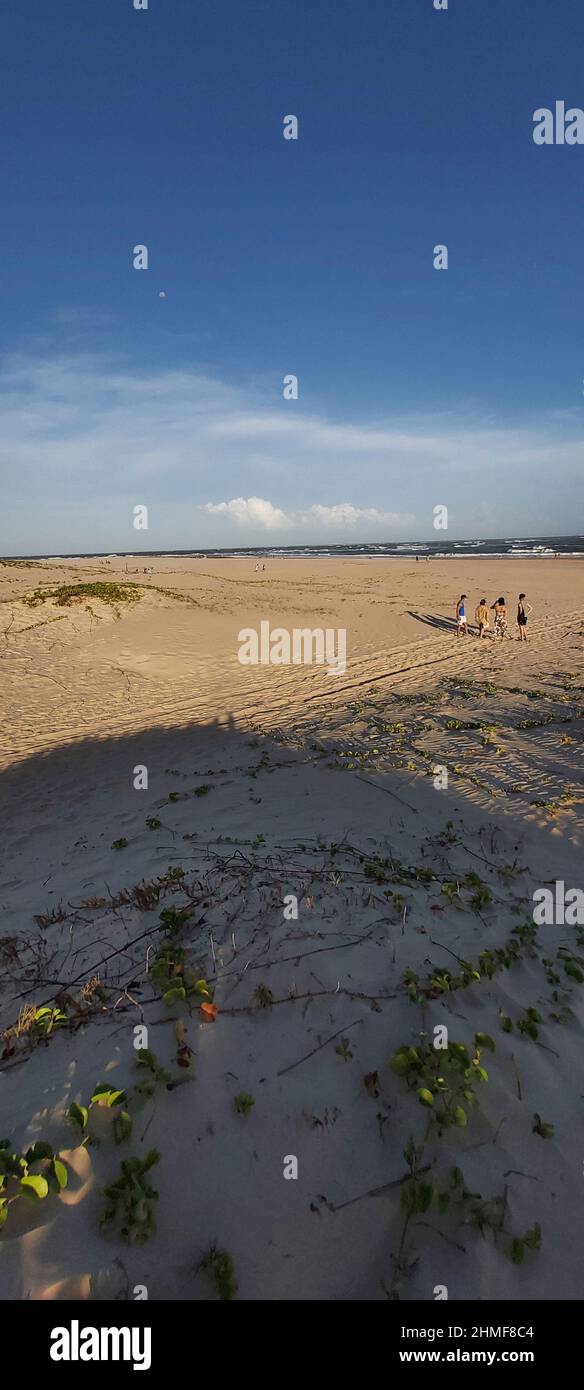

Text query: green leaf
(402, 1137), (417, 1169)
(53, 1159), (68, 1189)
(452, 1106), (467, 1127)
(448, 1044), (471, 1068)
(400, 1182), (418, 1214)
(20, 1174), (49, 1200)
(0, 1199), (8, 1228)
(520, 1020), (538, 1041)
(474, 1032), (495, 1052)
(91, 1085), (126, 1107)
(142, 1149), (161, 1172)
(135, 1048), (157, 1071)
(501, 1016), (514, 1033)
(162, 985), (187, 1006)
(25, 1142), (54, 1164)
(390, 1050), (410, 1076)
(106, 1090), (125, 1107)
(415, 1183), (434, 1213)
(417, 1088), (434, 1108)
(522, 1222), (542, 1250)
(113, 1111), (133, 1145)
(69, 1102), (89, 1131)
(90, 1083), (113, 1101)
(532, 1114), (554, 1140)
(508, 1237), (525, 1265)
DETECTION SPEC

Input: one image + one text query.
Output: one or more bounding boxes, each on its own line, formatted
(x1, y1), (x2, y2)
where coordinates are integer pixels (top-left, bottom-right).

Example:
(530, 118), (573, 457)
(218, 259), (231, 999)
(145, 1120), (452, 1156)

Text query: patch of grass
(23, 581), (143, 610)
(33, 902), (68, 927)
(158, 904), (193, 933)
(233, 1092), (254, 1116)
(403, 921), (538, 1003)
(466, 873), (493, 912)
(2, 1003), (68, 1052)
(148, 938), (211, 1011)
(101, 1150), (160, 1244)
(251, 983), (274, 1009)
(197, 1245), (238, 1301)
(335, 1036), (354, 1062)
(532, 1113), (554, 1140)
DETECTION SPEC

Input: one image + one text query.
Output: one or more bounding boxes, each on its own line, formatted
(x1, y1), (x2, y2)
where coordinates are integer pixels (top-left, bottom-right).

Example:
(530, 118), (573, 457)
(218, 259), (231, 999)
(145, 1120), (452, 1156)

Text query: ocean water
(12, 535), (584, 561)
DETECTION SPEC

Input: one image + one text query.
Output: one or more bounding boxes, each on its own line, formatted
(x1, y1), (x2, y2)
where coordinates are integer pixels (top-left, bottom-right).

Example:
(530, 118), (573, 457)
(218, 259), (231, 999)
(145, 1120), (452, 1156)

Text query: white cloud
(204, 497), (290, 530)
(202, 498), (414, 531)
(303, 503), (414, 528)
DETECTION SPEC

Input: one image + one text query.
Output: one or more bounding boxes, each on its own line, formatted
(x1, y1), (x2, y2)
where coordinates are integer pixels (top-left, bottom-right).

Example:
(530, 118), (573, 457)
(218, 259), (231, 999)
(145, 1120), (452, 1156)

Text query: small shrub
(197, 1245), (238, 1300)
(101, 1150), (160, 1244)
(233, 1092), (254, 1116)
(0, 1139), (68, 1228)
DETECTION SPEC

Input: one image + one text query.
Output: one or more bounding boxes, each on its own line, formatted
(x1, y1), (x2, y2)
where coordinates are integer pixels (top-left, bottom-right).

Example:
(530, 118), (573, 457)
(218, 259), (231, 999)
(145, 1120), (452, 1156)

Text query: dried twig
(277, 1018), (363, 1077)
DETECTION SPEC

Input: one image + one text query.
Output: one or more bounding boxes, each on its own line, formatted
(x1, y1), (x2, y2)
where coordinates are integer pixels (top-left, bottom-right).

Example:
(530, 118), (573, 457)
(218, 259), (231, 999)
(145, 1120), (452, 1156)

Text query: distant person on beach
(456, 594), (468, 637)
(491, 596), (507, 639)
(475, 598), (490, 638)
(517, 592), (532, 642)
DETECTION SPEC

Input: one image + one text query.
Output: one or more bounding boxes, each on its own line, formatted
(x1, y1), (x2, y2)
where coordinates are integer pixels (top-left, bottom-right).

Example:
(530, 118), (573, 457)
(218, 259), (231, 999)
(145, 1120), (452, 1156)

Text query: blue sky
(1, 0), (583, 553)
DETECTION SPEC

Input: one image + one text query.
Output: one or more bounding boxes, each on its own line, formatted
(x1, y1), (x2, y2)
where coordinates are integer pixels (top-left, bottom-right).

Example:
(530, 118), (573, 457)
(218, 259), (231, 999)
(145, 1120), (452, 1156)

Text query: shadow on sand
(0, 706), (579, 1302)
(407, 610), (461, 633)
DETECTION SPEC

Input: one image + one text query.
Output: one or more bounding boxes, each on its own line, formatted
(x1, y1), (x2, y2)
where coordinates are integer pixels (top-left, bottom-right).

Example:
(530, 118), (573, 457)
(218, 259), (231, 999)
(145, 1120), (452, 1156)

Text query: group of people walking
(455, 593), (532, 641)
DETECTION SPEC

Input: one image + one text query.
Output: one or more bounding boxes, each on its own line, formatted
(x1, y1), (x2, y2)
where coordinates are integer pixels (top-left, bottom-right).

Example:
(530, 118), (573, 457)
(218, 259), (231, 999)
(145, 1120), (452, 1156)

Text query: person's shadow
(407, 610), (460, 633)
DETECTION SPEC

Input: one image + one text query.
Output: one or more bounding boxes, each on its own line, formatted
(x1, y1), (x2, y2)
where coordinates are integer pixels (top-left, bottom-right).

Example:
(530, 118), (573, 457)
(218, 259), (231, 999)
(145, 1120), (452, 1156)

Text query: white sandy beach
(0, 556), (583, 1300)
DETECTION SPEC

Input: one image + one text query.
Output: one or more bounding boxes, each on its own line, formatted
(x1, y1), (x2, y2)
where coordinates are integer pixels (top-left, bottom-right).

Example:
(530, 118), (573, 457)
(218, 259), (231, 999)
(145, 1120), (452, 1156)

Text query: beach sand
(0, 556), (583, 1300)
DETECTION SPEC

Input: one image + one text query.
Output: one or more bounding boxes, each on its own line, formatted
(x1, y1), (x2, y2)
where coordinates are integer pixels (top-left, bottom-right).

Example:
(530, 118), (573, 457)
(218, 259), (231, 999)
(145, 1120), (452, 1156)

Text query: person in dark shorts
(517, 592), (532, 642)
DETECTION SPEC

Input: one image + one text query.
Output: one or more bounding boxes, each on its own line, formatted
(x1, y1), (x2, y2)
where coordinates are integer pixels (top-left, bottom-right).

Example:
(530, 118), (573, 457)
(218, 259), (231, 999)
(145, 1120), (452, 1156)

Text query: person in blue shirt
(456, 594), (468, 638)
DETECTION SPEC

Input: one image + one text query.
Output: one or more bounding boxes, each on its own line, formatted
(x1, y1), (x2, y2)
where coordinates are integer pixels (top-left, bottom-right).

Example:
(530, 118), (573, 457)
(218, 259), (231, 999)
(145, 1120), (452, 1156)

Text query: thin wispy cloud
(0, 350), (583, 553)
